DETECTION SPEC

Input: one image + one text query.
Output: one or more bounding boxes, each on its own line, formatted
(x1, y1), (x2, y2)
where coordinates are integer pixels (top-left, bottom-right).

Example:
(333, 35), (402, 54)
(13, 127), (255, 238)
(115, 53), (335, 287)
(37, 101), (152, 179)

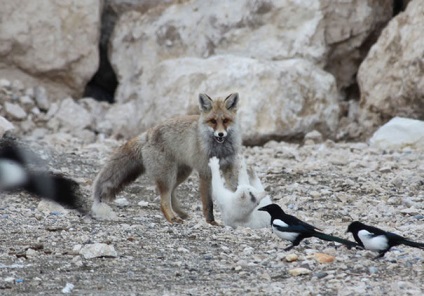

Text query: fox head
(198, 93), (239, 144)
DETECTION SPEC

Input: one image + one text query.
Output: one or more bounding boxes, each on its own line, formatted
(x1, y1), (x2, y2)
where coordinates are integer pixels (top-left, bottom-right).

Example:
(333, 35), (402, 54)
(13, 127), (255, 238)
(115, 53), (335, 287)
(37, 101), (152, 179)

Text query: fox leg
(199, 176), (217, 225)
(156, 179), (183, 224)
(171, 165), (192, 220)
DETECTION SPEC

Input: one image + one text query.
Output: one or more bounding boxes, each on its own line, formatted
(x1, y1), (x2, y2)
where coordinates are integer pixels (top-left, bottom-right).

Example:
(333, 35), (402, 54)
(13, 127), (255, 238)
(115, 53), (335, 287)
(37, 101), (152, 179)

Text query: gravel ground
(0, 137), (423, 295)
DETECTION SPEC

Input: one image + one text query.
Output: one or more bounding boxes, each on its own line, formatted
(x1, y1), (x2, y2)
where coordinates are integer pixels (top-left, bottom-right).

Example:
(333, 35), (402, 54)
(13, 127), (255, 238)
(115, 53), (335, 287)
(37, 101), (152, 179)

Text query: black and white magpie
(258, 203), (359, 251)
(0, 139), (85, 213)
(347, 221), (424, 259)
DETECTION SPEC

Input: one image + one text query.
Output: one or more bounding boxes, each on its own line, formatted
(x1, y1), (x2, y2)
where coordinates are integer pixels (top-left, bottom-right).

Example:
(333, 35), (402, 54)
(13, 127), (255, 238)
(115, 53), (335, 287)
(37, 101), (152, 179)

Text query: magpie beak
(258, 204), (359, 251)
(347, 221), (424, 259)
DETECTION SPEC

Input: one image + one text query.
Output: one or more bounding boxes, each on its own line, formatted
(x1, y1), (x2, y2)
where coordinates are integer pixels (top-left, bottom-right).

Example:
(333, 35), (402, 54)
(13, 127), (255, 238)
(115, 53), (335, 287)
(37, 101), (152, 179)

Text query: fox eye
(223, 119), (229, 124)
(210, 119), (217, 124)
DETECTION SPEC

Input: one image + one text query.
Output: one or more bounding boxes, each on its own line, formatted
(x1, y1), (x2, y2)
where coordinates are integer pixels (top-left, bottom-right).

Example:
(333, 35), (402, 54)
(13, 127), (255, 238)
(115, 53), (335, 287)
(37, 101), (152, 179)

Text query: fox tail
(92, 135), (146, 205)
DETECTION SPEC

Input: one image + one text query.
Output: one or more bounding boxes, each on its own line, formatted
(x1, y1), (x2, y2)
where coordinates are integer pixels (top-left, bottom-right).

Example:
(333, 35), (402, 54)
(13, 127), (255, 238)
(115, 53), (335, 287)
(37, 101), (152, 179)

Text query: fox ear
(199, 93), (213, 112)
(224, 93), (239, 110)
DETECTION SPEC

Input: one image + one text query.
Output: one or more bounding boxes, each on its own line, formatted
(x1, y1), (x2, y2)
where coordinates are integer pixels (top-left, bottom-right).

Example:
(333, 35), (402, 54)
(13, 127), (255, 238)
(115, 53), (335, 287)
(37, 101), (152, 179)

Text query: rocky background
(0, 0), (423, 295)
(0, 0), (422, 145)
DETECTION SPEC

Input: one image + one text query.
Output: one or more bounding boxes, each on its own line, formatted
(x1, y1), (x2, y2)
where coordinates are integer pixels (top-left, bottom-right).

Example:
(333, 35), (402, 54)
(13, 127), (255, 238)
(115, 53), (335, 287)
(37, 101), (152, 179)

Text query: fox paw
(208, 157), (220, 168)
(169, 216), (184, 224)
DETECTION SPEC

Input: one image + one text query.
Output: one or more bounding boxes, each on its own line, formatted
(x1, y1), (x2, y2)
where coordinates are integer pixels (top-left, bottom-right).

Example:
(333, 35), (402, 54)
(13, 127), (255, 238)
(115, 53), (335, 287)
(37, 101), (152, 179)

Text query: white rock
(19, 95), (35, 108)
(4, 102), (27, 120)
(79, 243), (118, 259)
(289, 267), (312, 276)
(53, 97), (93, 131)
(26, 248), (37, 258)
(61, 282), (75, 294)
(37, 200), (68, 215)
(0, 116), (14, 137)
(0, 79), (11, 88)
(369, 117), (424, 151)
(34, 86), (50, 111)
(115, 198), (129, 206)
(138, 201), (149, 207)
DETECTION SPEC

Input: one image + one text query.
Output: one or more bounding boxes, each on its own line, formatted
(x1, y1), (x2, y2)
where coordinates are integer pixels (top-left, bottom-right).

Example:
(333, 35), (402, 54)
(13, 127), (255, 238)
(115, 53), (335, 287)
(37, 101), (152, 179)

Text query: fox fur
(92, 93), (242, 224)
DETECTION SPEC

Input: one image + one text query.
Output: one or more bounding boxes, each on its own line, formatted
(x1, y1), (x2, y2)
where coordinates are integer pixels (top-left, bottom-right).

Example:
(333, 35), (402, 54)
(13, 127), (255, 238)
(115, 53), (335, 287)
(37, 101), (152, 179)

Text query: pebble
(285, 254), (298, 262)
(4, 102), (27, 120)
(314, 253), (335, 264)
(79, 243), (118, 259)
(62, 283), (75, 294)
(34, 86), (50, 110)
(289, 267), (312, 276)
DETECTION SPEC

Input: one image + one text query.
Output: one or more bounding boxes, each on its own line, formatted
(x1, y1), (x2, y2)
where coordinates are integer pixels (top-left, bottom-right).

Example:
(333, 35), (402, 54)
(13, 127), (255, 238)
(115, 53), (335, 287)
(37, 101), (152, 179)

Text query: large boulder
(369, 117), (424, 151)
(110, 0), (328, 104)
(322, 0), (392, 93)
(358, 0), (424, 123)
(111, 0), (393, 103)
(0, 0), (102, 100)
(126, 56), (340, 145)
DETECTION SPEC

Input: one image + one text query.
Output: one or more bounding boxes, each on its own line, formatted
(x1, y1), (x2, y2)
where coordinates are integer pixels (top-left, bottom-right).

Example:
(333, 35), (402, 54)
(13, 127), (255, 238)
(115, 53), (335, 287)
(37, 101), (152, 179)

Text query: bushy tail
(313, 232), (360, 249)
(402, 239), (424, 250)
(93, 136), (145, 203)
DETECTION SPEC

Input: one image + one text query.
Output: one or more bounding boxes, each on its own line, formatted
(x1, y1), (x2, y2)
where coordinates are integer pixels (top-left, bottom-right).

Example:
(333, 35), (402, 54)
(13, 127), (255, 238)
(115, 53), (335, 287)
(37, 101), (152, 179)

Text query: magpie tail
(24, 171), (86, 213)
(0, 139), (87, 214)
(402, 239), (424, 250)
(313, 232), (360, 249)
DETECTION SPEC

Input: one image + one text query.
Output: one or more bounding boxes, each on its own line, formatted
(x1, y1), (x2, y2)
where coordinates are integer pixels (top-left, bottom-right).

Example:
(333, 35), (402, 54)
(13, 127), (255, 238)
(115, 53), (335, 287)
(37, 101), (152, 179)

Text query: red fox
(92, 93), (242, 224)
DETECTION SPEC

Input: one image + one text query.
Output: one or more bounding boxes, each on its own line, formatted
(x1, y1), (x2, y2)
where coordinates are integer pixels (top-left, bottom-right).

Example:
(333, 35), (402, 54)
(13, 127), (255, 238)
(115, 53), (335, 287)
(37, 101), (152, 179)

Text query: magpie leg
(284, 244), (295, 252)
(372, 251), (386, 260)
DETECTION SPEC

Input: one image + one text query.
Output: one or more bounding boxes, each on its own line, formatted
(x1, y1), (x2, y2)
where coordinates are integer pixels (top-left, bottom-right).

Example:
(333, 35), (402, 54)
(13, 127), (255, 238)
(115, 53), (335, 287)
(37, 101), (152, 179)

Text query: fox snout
(214, 130), (227, 143)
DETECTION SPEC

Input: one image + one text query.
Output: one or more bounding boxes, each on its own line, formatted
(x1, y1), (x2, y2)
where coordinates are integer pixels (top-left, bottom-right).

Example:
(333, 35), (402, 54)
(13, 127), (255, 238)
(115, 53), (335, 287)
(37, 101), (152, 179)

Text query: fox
(91, 93), (242, 224)
(208, 156), (272, 228)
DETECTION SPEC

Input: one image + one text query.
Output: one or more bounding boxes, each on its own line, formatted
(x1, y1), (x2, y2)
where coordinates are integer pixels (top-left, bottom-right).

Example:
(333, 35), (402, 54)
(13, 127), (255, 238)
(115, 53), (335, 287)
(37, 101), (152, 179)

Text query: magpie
(347, 221), (424, 259)
(258, 203), (359, 251)
(0, 139), (86, 213)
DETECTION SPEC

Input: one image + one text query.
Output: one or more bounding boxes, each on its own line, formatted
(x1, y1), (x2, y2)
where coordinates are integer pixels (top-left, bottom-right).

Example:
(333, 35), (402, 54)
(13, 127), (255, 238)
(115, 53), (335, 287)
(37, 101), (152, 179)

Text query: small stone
(4, 102), (27, 120)
(0, 116), (15, 137)
(304, 130), (323, 143)
(79, 243), (117, 259)
(26, 248), (37, 258)
(11, 80), (24, 92)
(37, 200), (68, 215)
(400, 208), (420, 216)
(34, 86), (50, 110)
(309, 191), (320, 199)
(138, 201), (149, 207)
(62, 282), (75, 294)
(369, 266), (378, 274)
(313, 253), (335, 263)
(0, 79), (11, 88)
(285, 253), (298, 262)
(289, 267), (311, 276)
(379, 166), (392, 173)
(115, 198), (129, 206)
(177, 247), (189, 253)
(314, 271), (328, 279)
(234, 266), (242, 271)
(4, 277), (15, 283)
(19, 95), (35, 108)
